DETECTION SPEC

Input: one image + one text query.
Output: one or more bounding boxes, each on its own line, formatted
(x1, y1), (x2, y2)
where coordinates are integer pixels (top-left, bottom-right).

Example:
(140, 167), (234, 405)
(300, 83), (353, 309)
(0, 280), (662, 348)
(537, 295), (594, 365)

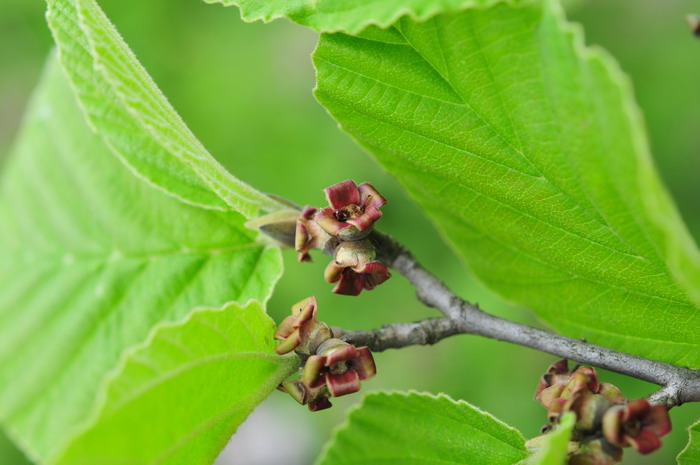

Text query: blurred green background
(1, 1), (699, 464)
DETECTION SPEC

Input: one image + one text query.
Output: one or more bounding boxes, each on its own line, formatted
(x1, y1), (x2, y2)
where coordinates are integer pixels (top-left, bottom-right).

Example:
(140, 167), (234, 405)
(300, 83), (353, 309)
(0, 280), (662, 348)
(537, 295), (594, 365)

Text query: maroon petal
(623, 399), (650, 421)
(353, 347), (377, 380)
(354, 261), (389, 275)
(303, 355), (328, 388)
(300, 205), (317, 219)
(644, 405), (672, 437)
(627, 429), (662, 454)
(358, 183), (387, 209)
(326, 370), (361, 397)
(346, 206), (382, 231)
(324, 180), (360, 209)
(362, 271), (391, 290)
(315, 207), (351, 235)
(325, 344), (357, 365)
(332, 271), (364, 296)
(324, 260), (345, 284)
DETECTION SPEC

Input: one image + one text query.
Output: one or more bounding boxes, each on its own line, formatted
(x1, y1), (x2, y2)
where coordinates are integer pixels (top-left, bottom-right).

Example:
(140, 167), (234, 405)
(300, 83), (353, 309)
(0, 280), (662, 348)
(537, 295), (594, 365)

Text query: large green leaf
(51, 301), (297, 465)
(46, 0), (284, 217)
(315, 391), (528, 465)
(679, 419), (700, 465)
(0, 56), (286, 462)
(313, 0), (700, 367)
(203, 0), (492, 34)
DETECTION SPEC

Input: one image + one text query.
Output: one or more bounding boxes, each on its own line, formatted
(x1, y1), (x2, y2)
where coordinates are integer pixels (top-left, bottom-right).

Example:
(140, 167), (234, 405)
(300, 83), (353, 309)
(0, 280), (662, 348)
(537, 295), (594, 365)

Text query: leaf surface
(52, 301), (297, 465)
(313, 0), (700, 367)
(679, 419), (700, 465)
(315, 391), (528, 465)
(204, 0), (493, 34)
(0, 55), (287, 462)
(47, 0), (283, 217)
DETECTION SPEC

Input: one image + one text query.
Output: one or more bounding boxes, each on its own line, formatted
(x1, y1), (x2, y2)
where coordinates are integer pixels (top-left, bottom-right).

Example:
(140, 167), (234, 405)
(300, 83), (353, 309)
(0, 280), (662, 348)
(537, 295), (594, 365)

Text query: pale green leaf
(46, 0), (284, 217)
(0, 55), (285, 462)
(51, 301), (297, 465)
(203, 0), (493, 34)
(315, 391), (528, 465)
(525, 413), (574, 465)
(313, 0), (700, 367)
(678, 419), (700, 465)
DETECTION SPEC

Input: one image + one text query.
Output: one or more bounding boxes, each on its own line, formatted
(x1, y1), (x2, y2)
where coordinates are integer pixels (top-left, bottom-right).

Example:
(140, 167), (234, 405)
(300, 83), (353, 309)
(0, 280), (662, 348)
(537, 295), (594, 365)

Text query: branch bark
(257, 214), (700, 409)
(338, 231), (700, 409)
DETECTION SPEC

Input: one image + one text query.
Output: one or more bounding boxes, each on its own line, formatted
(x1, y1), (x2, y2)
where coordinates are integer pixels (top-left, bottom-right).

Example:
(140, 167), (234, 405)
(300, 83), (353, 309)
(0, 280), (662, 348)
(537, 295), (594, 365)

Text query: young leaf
(678, 419), (700, 465)
(315, 391), (528, 465)
(46, 0), (284, 218)
(525, 413), (574, 465)
(0, 56), (284, 462)
(51, 301), (297, 465)
(203, 0), (492, 34)
(313, 0), (700, 367)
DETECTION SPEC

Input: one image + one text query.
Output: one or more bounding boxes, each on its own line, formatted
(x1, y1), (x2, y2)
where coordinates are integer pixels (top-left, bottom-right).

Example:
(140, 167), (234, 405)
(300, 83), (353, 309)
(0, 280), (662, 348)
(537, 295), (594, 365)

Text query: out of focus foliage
(1, 1), (699, 464)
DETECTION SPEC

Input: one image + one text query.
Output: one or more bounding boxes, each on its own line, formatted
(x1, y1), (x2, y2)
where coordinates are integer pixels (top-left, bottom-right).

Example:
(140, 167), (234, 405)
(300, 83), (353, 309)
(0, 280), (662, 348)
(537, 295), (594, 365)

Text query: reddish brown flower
(314, 180), (386, 241)
(602, 399), (671, 454)
(324, 240), (391, 296)
(274, 296), (331, 355)
(302, 339), (376, 397)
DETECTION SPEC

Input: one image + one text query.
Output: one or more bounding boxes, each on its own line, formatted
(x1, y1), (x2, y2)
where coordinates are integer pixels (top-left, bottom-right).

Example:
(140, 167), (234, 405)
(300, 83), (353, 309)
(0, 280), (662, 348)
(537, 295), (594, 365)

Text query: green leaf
(313, 0), (700, 367)
(203, 0), (492, 34)
(46, 0), (284, 218)
(51, 301), (297, 465)
(0, 55), (286, 462)
(315, 391), (528, 465)
(525, 413), (574, 465)
(679, 419), (700, 465)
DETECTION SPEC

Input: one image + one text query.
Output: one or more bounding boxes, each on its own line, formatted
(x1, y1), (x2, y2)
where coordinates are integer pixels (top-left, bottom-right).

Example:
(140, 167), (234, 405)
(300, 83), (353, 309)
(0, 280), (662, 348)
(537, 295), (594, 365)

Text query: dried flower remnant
(314, 180), (386, 241)
(602, 398), (671, 455)
(302, 338), (376, 397)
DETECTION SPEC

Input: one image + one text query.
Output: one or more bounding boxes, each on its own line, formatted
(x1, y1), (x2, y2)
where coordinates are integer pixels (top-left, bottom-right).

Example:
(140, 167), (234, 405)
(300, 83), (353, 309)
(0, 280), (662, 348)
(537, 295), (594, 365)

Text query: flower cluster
(294, 180), (391, 296)
(533, 360), (671, 464)
(275, 296), (376, 411)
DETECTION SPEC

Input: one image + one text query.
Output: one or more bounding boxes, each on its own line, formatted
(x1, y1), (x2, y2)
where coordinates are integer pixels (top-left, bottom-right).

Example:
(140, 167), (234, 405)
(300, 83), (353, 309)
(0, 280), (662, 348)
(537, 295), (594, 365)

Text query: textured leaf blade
(51, 301), (297, 465)
(313, 1), (700, 367)
(0, 55), (283, 462)
(46, 0), (283, 217)
(203, 0), (492, 33)
(315, 391), (528, 465)
(679, 419), (700, 465)
(525, 413), (574, 465)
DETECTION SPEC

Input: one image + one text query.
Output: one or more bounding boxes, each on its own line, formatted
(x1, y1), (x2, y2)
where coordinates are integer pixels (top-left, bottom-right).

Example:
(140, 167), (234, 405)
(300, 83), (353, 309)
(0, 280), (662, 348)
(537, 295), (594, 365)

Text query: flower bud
(274, 296), (332, 355)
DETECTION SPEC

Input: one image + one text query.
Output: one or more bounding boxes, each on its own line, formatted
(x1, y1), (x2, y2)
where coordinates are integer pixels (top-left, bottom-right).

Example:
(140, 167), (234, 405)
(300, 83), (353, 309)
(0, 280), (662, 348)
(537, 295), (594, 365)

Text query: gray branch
(353, 232), (700, 408)
(257, 212), (700, 409)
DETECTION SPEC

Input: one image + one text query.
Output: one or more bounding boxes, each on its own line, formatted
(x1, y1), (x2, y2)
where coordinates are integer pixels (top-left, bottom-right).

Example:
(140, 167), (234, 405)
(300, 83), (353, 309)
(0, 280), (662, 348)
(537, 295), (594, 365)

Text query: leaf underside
(313, 0), (700, 367)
